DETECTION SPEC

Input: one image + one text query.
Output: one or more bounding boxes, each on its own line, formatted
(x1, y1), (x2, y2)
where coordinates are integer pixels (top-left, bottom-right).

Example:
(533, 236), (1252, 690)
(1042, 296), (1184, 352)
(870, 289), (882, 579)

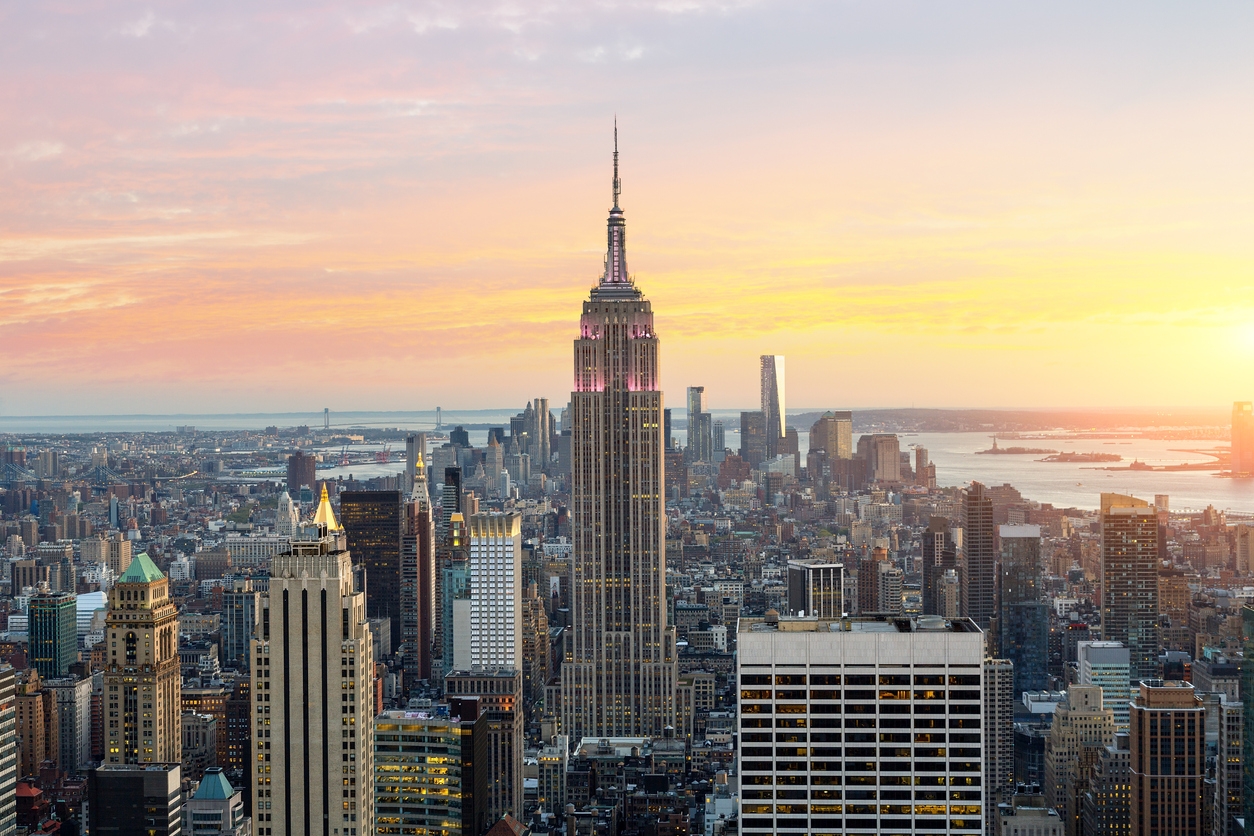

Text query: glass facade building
(29, 591), (77, 679)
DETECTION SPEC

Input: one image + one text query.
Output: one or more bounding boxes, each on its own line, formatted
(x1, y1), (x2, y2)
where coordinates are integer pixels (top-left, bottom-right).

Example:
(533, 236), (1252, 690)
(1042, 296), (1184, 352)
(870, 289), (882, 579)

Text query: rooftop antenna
(612, 117), (621, 209)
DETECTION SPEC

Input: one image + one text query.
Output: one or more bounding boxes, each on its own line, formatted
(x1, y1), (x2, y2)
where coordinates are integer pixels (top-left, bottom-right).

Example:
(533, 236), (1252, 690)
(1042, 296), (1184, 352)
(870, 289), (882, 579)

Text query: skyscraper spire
(599, 120), (632, 290)
(613, 117), (620, 209)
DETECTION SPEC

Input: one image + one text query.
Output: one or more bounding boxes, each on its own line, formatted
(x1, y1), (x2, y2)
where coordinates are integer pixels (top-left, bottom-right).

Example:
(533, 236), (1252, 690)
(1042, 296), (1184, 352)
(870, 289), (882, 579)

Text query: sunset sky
(3, 1), (1254, 416)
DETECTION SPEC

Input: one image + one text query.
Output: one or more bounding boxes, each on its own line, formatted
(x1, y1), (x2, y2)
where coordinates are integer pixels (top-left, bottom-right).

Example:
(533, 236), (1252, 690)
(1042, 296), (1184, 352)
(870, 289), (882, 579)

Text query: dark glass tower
(961, 481), (997, 630)
(341, 489), (405, 650)
(999, 525), (1049, 694)
(29, 591), (77, 679)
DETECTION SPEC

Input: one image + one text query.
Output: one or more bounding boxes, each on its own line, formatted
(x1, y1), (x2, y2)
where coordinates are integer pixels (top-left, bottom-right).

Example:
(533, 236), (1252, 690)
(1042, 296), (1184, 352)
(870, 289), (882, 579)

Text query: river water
(3, 410), (1250, 513)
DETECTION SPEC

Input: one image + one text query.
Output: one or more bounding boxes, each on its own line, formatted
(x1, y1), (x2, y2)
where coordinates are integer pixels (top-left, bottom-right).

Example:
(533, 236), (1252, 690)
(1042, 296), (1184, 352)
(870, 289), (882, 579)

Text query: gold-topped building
(103, 552), (181, 764)
(560, 131), (676, 739)
(252, 503), (374, 836)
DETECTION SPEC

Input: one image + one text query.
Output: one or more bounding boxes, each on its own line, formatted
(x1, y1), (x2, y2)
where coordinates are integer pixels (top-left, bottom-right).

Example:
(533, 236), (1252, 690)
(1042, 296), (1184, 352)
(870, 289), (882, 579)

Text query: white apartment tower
(251, 494), (374, 836)
(466, 513), (522, 670)
(561, 129), (676, 739)
(737, 613), (986, 836)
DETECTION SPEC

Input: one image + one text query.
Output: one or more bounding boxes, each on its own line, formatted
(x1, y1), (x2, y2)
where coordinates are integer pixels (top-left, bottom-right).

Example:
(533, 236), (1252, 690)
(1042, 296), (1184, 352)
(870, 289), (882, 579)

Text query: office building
(785, 559), (845, 618)
(1100, 494), (1160, 682)
(536, 735), (569, 813)
(107, 534), (133, 576)
(89, 763), (184, 836)
(0, 666), (16, 835)
(520, 583), (550, 707)
(1045, 685), (1116, 836)
(436, 513), (470, 678)
(47, 676), (92, 777)
(439, 466), (462, 540)
(183, 712), (218, 782)
(221, 580), (259, 669)
(29, 591), (77, 679)
(740, 411), (768, 467)
(103, 553), (181, 764)
(686, 386), (712, 462)
(374, 701), (488, 836)
(185, 766), (251, 835)
(986, 658), (1016, 833)
(1000, 525), (1049, 695)
(445, 671), (522, 824)
(999, 795), (1063, 836)
(760, 355), (786, 456)
(1080, 733), (1132, 836)
(404, 433), (425, 495)
(856, 433), (901, 483)
(251, 499), (374, 836)
(1077, 641), (1132, 730)
(1213, 697), (1243, 836)
(466, 513), (522, 670)
(341, 489), (404, 651)
(285, 451), (316, 496)
(809, 411), (853, 460)
(561, 137), (677, 740)
(922, 516), (957, 616)
(1243, 606), (1254, 833)
(401, 445), (437, 684)
(1129, 681), (1204, 836)
(1232, 401), (1254, 476)
(963, 482), (997, 632)
(274, 491), (299, 538)
(737, 613), (986, 836)
(15, 670), (57, 778)
(877, 560), (905, 614)
(712, 419), (725, 453)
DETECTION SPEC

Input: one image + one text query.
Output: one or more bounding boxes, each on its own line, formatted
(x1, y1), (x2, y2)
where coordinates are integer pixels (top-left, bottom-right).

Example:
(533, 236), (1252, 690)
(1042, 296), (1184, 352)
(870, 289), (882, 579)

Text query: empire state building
(561, 132), (677, 739)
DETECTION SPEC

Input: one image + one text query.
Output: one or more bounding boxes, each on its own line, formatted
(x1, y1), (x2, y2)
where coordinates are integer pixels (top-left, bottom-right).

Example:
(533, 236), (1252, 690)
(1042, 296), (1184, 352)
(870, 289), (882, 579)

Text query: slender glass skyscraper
(561, 129), (676, 739)
(760, 355), (786, 456)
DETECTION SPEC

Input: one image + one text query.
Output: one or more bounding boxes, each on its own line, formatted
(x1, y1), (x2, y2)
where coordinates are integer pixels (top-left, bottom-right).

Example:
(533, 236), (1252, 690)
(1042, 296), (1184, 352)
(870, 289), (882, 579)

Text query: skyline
(5, 2), (1254, 414)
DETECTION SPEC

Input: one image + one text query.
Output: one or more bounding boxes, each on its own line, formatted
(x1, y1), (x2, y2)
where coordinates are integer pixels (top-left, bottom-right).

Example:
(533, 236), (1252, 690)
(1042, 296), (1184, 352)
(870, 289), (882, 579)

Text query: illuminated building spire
(599, 120), (631, 290)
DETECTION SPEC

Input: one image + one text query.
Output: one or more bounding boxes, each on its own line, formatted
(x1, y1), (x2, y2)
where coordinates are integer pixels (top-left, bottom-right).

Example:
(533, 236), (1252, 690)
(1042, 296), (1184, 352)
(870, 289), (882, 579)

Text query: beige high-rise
(252, 496), (374, 836)
(1129, 680), (1204, 836)
(103, 552), (180, 764)
(1045, 684), (1116, 836)
(561, 133), (676, 739)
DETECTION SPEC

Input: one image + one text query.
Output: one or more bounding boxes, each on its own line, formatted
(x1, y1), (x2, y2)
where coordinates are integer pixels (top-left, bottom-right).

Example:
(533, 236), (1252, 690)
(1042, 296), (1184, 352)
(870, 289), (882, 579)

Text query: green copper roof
(193, 768), (235, 800)
(117, 552), (165, 584)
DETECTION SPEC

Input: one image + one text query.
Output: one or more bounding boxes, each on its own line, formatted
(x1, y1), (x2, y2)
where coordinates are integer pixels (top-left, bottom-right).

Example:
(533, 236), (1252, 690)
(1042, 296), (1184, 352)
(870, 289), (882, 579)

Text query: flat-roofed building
(1129, 680), (1204, 836)
(737, 613), (986, 836)
(373, 700), (488, 836)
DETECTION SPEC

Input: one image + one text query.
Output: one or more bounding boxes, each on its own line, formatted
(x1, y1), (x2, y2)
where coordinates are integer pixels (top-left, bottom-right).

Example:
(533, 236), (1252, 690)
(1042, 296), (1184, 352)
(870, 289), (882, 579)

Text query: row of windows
(743, 789), (982, 800)
(742, 689), (981, 701)
(742, 774), (981, 786)
(742, 760), (982, 774)
(742, 674), (981, 686)
(741, 732), (978, 743)
(742, 804), (982, 815)
(742, 715), (980, 728)
(741, 746), (981, 758)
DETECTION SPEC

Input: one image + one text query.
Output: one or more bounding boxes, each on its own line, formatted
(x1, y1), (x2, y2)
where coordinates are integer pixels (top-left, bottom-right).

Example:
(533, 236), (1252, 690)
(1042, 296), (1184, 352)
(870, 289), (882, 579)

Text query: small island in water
(1038, 452), (1123, 463)
(976, 437), (1057, 455)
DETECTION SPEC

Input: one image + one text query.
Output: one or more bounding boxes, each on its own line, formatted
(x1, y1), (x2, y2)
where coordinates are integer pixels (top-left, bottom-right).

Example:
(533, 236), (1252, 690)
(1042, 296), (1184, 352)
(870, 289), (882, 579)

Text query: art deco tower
(103, 553), (180, 764)
(561, 130), (677, 739)
(253, 492), (375, 836)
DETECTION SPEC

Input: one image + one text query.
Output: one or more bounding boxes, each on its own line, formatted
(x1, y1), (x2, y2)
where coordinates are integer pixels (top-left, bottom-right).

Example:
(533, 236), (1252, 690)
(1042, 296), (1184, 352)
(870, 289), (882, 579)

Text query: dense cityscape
(2, 142), (1254, 836)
